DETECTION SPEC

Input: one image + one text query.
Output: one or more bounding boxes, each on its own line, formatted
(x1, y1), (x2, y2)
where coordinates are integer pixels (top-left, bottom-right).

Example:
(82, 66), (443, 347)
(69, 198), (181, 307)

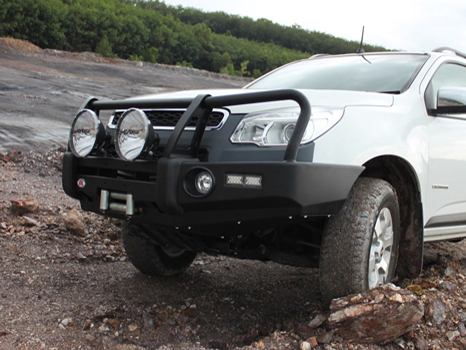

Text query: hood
(129, 88), (394, 113)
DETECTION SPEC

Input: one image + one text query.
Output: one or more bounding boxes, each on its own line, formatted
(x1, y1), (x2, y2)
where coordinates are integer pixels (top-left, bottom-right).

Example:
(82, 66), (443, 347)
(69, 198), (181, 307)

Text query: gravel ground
(1, 38), (466, 350)
(2, 149), (466, 350)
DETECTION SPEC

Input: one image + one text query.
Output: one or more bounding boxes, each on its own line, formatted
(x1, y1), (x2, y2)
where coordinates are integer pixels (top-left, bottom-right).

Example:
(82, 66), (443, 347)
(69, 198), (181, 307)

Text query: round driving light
(195, 171), (214, 195)
(70, 109), (104, 157)
(115, 108), (155, 161)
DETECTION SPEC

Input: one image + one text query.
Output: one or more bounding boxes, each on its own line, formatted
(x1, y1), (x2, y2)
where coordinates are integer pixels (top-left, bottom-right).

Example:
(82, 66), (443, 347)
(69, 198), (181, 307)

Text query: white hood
(130, 88), (394, 113)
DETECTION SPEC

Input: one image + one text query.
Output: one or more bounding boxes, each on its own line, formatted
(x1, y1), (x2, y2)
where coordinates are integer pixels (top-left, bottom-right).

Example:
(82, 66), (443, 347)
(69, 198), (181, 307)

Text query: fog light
(195, 171), (214, 195)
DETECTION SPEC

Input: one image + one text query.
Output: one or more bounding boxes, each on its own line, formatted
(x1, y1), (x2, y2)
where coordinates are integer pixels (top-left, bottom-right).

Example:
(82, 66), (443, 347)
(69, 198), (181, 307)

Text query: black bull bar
(63, 89), (364, 224)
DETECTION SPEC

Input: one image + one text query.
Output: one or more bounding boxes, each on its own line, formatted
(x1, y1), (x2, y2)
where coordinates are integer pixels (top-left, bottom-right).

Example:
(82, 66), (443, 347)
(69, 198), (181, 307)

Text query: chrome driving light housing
(115, 108), (156, 161)
(230, 107), (344, 146)
(69, 109), (106, 157)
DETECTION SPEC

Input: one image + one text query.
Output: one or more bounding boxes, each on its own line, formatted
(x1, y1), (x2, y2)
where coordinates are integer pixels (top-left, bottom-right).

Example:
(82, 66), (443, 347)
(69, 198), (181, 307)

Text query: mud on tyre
(319, 178), (400, 304)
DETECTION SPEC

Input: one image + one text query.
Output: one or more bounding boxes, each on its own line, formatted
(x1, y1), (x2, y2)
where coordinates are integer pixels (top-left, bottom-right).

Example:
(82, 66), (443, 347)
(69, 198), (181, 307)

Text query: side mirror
(432, 86), (466, 115)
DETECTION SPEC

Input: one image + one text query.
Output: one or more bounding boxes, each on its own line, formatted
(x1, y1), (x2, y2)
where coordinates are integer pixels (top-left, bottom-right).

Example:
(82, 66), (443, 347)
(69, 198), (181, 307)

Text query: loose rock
(64, 208), (87, 236)
(317, 330), (334, 344)
(458, 323), (466, 337)
(11, 197), (39, 215)
(61, 317), (72, 327)
(85, 334), (96, 342)
(426, 293), (450, 325)
(20, 215), (39, 227)
(328, 284), (424, 344)
(308, 314), (326, 328)
(414, 337), (429, 350)
(300, 337), (318, 350)
(447, 330), (460, 341)
(128, 323), (139, 332)
(300, 341), (311, 350)
(143, 313), (156, 332)
(108, 319), (120, 329)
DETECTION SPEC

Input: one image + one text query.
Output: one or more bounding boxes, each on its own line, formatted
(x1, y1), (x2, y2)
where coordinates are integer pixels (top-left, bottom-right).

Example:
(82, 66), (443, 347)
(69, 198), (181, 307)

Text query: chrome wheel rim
(368, 207), (394, 289)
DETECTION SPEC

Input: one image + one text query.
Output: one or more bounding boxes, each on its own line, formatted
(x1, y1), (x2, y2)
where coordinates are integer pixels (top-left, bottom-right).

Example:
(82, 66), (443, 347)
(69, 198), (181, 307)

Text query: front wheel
(122, 223), (197, 276)
(319, 178), (400, 304)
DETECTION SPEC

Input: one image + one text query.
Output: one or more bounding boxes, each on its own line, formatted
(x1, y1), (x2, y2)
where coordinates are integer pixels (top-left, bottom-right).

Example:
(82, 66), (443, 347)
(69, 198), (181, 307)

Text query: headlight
(69, 109), (105, 157)
(115, 108), (156, 161)
(230, 107), (344, 146)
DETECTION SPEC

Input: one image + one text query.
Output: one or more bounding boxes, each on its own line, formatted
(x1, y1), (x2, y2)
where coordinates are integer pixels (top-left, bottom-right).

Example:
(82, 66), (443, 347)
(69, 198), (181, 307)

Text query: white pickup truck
(63, 47), (466, 304)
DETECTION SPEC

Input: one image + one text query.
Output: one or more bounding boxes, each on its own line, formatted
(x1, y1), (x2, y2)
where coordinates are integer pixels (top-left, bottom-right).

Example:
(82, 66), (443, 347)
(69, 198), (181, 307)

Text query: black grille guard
(81, 89), (311, 162)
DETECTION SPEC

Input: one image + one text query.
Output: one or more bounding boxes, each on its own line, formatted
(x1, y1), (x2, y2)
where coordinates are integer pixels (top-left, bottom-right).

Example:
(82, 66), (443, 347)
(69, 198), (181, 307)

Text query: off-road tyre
(319, 177), (400, 305)
(122, 223), (197, 276)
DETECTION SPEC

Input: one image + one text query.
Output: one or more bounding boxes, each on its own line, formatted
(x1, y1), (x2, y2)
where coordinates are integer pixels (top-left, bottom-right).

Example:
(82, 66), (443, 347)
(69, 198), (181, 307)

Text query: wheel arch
(361, 156), (423, 279)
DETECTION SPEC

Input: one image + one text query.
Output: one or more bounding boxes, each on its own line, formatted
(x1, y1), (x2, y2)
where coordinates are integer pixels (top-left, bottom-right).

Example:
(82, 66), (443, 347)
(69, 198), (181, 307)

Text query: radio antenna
(356, 26), (365, 53)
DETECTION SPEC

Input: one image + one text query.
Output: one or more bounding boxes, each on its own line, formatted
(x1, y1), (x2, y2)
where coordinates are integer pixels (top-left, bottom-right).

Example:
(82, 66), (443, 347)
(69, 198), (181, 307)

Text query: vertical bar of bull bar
(163, 94), (211, 158)
(100, 189), (109, 211)
(189, 106), (212, 158)
(126, 194), (135, 216)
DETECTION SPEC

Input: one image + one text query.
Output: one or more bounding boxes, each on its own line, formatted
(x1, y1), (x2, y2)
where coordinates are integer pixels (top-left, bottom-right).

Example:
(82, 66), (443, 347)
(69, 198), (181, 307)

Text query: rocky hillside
(0, 37), (248, 153)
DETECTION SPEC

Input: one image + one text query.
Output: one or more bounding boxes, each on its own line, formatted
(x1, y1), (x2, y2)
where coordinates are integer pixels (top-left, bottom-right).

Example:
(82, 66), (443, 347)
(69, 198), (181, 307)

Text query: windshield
(247, 53), (428, 93)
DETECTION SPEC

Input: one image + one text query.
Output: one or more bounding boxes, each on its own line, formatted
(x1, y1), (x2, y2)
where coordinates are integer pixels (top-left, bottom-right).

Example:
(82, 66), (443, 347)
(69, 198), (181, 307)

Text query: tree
(95, 35), (115, 57)
(0, 0), (386, 77)
(211, 52), (232, 73)
(0, 0), (66, 49)
(143, 47), (159, 63)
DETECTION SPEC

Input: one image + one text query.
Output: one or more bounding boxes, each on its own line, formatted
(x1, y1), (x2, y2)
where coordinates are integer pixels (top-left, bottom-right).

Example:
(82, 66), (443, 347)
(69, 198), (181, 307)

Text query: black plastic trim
(62, 152), (80, 199)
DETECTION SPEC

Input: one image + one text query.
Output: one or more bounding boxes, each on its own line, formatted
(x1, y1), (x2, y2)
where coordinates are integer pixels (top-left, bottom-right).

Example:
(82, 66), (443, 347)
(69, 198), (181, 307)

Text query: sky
(161, 0), (466, 54)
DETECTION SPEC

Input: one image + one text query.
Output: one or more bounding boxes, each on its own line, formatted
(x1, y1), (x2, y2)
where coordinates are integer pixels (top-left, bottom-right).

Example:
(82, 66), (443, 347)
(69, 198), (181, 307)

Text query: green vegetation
(0, 0), (386, 77)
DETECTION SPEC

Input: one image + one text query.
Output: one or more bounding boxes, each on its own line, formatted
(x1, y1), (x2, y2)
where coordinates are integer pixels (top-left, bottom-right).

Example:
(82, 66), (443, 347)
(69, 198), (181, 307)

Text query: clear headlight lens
(70, 109), (105, 157)
(230, 107), (344, 146)
(115, 108), (155, 161)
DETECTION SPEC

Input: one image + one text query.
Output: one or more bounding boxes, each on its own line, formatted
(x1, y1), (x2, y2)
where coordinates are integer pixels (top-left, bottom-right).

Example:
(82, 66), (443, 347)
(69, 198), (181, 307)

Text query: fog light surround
(69, 109), (105, 157)
(184, 168), (215, 197)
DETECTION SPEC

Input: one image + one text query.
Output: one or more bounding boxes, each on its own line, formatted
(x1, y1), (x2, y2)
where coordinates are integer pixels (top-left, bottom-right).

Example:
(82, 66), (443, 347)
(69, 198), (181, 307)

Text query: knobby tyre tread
(319, 177), (400, 305)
